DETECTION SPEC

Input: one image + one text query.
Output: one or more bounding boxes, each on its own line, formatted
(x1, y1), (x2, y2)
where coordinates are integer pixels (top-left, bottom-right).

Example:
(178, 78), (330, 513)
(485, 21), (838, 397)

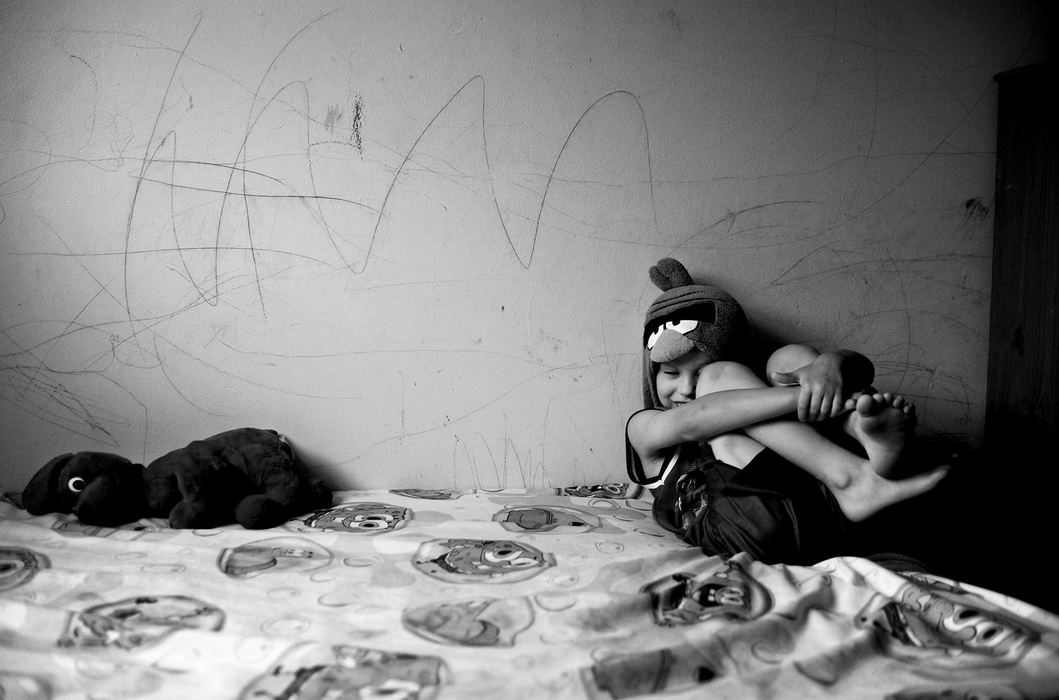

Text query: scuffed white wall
(0, 1), (1043, 491)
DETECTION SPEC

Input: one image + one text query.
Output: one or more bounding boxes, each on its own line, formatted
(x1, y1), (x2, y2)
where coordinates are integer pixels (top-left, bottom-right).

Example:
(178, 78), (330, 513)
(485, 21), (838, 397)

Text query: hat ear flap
(649, 258), (695, 291)
(22, 454), (73, 515)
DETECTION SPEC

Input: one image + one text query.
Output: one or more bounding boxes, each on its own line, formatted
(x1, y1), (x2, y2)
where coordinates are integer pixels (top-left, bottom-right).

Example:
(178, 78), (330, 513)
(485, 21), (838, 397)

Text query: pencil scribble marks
(0, 361), (141, 449)
(364, 77), (659, 273)
(119, 7), (376, 329)
(1, 6), (663, 460)
(106, 6), (662, 322)
(964, 197), (989, 221)
(324, 105), (343, 133)
(350, 96), (364, 152)
(124, 14), (202, 330)
(67, 54), (99, 153)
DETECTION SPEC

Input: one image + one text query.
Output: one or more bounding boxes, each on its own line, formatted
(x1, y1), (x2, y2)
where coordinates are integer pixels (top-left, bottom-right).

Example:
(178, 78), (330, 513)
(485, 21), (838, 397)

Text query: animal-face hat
(641, 258), (747, 408)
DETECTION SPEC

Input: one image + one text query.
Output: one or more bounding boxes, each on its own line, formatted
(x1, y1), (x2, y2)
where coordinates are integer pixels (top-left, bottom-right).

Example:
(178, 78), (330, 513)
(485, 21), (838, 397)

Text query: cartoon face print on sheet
(238, 642), (448, 700)
(0, 546), (49, 592)
(412, 539), (555, 584)
(218, 536), (333, 579)
(853, 574), (1043, 669)
(402, 597), (535, 647)
(0, 672), (51, 700)
(640, 558), (772, 626)
(58, 595), (224, 650)
(390, 488), (464, 500)
(558, 483), (641, 499)
(493, 505), (601, 534)
(300, 502), (412, 533)
(586, 641), (727, 698)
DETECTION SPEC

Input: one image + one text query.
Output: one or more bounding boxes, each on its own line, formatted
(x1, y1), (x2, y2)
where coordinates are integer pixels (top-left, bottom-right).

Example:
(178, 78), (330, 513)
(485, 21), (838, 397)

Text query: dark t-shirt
(626, 412), (853, 564)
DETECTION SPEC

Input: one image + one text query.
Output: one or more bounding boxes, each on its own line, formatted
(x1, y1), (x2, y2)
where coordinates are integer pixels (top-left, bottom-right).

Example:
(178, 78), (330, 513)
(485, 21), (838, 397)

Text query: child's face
(655, 349), (710, 408)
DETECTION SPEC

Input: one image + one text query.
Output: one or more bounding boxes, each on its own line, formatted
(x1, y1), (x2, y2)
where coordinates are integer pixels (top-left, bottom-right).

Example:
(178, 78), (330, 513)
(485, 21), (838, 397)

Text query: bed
(2, 483), (1058, 699)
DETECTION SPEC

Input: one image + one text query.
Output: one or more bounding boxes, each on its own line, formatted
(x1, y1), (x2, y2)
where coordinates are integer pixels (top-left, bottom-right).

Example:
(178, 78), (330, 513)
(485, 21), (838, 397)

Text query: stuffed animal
(21, 428), (333, 529)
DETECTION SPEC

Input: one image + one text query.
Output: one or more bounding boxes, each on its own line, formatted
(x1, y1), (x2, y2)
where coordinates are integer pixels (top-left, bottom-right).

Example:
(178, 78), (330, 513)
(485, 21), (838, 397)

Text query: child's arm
(767, 345), (875, 422)
(627, 386), (800, 466)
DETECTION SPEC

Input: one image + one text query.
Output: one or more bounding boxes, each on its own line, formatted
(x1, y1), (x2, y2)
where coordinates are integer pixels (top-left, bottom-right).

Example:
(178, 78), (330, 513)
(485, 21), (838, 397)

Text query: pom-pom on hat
(641, 258), (747, 408)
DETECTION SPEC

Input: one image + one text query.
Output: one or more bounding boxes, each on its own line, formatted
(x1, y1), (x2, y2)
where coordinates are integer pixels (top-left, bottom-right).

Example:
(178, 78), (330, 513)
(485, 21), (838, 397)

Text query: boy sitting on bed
(625, 258), (950, 565)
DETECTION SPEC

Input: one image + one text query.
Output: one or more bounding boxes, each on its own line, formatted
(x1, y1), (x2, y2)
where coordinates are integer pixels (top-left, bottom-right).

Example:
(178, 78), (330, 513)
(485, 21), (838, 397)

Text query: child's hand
(769, 352), (847, 422)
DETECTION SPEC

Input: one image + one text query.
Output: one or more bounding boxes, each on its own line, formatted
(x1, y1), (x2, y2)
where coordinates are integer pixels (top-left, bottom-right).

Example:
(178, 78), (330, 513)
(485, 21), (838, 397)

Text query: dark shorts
(653, 447), (852, 565)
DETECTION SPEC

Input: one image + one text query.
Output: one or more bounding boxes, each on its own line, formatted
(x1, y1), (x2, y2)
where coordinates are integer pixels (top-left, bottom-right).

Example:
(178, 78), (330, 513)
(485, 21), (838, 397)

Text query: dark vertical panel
(977, 62), (1059, 612)
(987, 63), (1059, 456)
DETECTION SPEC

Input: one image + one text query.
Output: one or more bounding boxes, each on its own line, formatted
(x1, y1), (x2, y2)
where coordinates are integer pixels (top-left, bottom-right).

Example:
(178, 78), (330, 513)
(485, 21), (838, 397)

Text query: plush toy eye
(646, 319), (700, 349)
(67, 477), (86, 493)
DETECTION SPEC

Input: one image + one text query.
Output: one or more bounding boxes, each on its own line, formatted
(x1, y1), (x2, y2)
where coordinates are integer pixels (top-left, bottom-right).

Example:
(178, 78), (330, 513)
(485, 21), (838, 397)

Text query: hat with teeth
(641, 258), (747, 408)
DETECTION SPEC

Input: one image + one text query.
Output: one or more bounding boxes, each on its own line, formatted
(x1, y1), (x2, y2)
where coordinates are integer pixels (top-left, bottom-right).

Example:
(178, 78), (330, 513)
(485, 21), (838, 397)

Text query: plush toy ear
(22, 454), (75, 515)
(22, 452), (145, 525)
(649, 258), (695, 291)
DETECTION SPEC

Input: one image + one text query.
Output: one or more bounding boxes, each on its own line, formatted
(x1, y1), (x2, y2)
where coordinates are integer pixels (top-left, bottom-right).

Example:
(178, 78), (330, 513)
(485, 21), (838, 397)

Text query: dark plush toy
(21, 428), (333, 529)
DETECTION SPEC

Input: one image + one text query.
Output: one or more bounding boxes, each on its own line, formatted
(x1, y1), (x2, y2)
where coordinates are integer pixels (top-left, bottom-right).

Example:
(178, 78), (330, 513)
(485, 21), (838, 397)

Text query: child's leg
(708, 432), (767, 470)
(703, 346), (809, 469)
(843, 392), (915, 478)
(764, 344), (821, 385)
(695, 361), (947, 521)
(766, 344), (914, 478)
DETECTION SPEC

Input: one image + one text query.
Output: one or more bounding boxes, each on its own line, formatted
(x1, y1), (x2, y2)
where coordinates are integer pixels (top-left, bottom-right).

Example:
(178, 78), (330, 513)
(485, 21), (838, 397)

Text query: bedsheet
(1, 484), (1058, 699)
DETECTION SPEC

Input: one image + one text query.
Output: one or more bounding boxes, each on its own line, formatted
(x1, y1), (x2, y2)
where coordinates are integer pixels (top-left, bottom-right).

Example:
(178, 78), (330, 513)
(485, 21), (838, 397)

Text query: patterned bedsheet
(2, 485), (1057, 699)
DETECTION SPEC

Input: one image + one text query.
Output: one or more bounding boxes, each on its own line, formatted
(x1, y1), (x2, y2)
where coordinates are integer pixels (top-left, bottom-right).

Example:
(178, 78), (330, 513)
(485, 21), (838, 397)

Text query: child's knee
(696, 360), (764, 394)
(765, 344), (820, 385)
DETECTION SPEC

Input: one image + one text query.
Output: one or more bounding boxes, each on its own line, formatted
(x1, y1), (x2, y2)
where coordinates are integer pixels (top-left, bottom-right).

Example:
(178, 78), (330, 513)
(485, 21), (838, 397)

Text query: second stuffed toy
(21, 428), (333, 529)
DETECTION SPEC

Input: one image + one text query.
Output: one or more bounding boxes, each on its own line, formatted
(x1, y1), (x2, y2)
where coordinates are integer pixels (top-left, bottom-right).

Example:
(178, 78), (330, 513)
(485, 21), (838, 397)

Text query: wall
(0, 1), (1044, 491)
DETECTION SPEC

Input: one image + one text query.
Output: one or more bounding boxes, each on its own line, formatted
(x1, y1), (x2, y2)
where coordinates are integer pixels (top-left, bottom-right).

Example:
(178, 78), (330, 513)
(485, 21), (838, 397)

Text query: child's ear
(22, 453), (74, 515)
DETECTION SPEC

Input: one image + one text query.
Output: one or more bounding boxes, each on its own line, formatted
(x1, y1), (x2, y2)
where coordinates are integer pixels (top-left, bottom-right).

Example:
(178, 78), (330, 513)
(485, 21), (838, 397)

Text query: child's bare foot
(830, 463), (949, 522)
(823, 391), (950, 521)
(845, 391), (916, 478)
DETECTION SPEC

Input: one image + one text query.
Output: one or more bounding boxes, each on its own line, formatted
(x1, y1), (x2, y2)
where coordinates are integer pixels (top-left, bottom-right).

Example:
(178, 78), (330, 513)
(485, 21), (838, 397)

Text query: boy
(626, 258), (949, 564)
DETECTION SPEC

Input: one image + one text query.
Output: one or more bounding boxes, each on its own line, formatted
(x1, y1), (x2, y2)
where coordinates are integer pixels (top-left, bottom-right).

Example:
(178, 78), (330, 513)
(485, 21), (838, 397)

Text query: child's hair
(641, 258), (748, 408)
